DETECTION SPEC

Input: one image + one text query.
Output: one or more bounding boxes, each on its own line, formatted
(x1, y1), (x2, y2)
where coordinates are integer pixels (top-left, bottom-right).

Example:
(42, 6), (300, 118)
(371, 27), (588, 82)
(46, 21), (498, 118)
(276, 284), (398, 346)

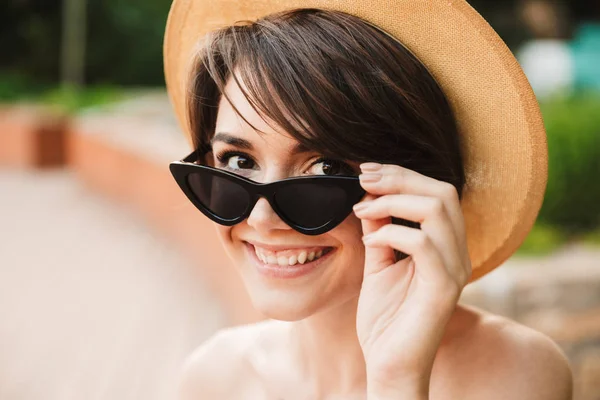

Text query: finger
(359, 163), (470, 275)
(359, 163), (465, 244)
(358, 194), (396, 276)
(362, 224), (456, 289)
(353, 194), (468, 285)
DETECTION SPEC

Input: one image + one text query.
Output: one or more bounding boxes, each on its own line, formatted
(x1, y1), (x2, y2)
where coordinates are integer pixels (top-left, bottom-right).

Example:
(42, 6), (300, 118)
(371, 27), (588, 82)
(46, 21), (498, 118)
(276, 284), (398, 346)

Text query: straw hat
(163, 0), (548, 282)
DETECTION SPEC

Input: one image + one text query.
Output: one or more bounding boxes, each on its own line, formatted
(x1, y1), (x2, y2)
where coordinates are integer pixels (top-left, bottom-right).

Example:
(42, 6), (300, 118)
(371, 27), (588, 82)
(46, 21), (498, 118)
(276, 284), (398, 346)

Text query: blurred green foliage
(582, 227), (600, 246)
(85, 0), (172, 85)
(39, 85), (123, 113)
(517, 92), (600, 254)
(517, 224), (568, 256)
(2, 0), (581, 87)
(0, 72), (51, 102)
(537, 93), (600, 232)
(0, 73), (122, 112)
(0, 0), (171, 86)
(0, 0), (596, 87)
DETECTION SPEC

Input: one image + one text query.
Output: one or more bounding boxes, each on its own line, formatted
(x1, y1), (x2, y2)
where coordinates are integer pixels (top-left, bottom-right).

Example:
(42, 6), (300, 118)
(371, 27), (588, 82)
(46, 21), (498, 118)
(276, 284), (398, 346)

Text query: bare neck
(288, 295), (368, 397)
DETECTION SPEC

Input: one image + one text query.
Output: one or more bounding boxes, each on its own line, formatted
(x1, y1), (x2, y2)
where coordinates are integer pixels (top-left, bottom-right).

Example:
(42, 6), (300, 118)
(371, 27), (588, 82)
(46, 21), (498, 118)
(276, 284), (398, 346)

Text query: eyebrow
(211, 132), (313, 155)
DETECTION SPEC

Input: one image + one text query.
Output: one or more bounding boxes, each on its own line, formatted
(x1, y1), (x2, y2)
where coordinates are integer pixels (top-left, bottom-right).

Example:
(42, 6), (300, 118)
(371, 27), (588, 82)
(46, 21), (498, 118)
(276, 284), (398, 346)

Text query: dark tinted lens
(187, 171), (250, 220)
(275, 182), (347, 228)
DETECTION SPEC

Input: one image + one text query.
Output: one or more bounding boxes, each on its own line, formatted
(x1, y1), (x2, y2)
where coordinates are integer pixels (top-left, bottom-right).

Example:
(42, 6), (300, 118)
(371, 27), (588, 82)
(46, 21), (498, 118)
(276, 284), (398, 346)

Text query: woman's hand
(353, 162), (472, 399)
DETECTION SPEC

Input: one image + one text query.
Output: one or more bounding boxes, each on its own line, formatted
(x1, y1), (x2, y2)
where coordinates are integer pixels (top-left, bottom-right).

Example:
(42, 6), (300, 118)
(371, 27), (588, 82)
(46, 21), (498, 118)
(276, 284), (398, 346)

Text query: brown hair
(187, 7), (465, 196)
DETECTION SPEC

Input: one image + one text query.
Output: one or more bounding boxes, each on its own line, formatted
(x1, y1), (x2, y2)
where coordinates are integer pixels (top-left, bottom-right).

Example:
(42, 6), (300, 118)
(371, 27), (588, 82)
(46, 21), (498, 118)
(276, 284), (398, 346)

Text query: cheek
(214, 224), (230, 241)
(331, 213), (365, 269)
(337, 212), (364, 244)
(214, 224), (236, 256)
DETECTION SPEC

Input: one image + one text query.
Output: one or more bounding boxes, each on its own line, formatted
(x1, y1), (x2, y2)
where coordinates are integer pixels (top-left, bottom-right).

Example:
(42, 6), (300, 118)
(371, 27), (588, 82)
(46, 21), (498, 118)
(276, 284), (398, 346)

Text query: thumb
(359, 194), (395, 276)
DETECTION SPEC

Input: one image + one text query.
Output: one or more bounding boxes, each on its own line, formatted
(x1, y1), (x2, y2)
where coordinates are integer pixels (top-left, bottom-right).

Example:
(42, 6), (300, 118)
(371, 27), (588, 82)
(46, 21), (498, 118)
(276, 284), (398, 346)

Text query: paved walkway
(0, 168), (225, 400)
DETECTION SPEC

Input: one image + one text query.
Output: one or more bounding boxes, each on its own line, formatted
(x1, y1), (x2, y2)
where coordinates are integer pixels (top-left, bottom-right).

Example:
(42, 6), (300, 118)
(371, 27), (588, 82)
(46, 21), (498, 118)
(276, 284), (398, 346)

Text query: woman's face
(211, 76), (365, 321)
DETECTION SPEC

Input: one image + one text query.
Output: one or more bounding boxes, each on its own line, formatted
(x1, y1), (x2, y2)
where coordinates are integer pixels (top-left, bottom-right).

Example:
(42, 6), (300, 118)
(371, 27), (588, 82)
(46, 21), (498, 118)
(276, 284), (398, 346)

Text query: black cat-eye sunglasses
(169, 151), (366, 235)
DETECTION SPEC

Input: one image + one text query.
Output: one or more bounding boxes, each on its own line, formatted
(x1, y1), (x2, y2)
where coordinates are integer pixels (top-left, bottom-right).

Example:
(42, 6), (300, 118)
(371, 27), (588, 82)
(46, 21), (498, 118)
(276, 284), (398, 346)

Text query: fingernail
(353, 201), (371, 213)
(360, 162), (382, 172)
(359, 173), (381, 183)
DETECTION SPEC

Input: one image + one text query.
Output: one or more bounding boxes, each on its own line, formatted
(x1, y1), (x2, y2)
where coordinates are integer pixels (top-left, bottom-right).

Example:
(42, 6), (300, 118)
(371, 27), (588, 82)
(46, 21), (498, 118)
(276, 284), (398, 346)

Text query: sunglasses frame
(169, 151), (366, 235)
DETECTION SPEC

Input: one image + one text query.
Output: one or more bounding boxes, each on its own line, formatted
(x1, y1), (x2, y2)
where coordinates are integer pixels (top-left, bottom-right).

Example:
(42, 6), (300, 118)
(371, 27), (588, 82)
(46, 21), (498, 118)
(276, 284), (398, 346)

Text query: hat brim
(163, 0), (548, 282)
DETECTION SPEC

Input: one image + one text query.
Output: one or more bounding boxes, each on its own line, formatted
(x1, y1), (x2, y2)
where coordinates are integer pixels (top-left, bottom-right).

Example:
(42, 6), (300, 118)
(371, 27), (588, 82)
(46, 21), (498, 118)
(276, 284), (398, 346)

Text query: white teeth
(298, 251), (307, 264)
(254, 248), (263, 262)
(254, 246), (328, 265)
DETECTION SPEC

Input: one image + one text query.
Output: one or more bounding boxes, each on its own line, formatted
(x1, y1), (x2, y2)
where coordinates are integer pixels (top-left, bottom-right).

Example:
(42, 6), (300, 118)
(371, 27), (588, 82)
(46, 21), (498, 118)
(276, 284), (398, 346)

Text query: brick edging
(0, 105), (68, 168)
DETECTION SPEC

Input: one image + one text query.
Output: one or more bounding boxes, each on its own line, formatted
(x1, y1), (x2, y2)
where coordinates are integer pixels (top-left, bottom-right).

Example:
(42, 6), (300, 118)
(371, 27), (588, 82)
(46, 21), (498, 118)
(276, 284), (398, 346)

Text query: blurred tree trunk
(60, 0), (87, 87)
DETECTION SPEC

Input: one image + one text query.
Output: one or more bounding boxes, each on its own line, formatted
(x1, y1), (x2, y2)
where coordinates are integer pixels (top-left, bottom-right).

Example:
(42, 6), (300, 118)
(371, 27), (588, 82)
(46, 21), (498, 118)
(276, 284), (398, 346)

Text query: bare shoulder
(177, 320), (283, 400)
(434, 304), (573, 400)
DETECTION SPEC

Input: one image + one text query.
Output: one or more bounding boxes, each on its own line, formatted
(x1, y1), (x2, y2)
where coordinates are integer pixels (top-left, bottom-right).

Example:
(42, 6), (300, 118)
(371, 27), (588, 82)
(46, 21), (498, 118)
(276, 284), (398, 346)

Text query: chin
(235, 242), (359, 321)
(239, 259), (333, 321)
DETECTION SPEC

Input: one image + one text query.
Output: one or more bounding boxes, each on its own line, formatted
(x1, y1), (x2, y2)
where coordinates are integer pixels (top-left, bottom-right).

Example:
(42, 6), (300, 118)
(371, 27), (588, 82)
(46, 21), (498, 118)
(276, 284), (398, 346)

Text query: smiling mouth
(251, 245), (334, 266)
(244, 242), (336, 279)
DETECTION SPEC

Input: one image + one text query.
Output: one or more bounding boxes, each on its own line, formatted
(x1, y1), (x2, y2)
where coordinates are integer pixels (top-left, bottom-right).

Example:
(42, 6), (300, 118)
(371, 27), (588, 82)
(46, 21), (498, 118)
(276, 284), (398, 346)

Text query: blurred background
(0, 0), (599, 399)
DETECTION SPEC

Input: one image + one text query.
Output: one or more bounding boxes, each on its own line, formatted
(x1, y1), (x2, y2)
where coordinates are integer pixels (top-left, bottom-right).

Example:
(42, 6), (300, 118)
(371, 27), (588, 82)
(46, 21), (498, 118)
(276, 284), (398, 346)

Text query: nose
(246, 197), (291, 234)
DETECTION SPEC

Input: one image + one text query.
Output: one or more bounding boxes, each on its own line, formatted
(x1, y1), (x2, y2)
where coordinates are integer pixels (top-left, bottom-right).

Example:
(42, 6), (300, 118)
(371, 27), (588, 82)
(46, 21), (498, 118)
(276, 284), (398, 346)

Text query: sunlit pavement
(0, 168), (225, 400)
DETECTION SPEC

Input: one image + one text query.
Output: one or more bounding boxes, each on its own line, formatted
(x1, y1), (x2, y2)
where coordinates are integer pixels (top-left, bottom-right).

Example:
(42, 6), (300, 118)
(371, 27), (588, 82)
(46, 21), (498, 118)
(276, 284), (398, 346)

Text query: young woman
(165, 2), (572, 399)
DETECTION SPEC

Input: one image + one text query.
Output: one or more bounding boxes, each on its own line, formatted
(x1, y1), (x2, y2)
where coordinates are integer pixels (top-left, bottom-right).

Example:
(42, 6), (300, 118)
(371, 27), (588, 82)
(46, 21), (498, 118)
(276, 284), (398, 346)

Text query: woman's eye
(310, 158), (355, 176)
(215, 151), (256, 171)
(227, 155), (254, 170)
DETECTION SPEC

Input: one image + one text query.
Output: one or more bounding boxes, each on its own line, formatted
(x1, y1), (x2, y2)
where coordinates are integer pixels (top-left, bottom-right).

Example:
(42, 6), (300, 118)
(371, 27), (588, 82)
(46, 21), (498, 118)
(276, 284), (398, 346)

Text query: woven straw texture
(163, 0), (548, 281)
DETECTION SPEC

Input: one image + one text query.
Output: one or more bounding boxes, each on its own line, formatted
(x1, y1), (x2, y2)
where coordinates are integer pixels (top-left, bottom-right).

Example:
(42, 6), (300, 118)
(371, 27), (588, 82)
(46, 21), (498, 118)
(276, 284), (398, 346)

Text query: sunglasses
(169, 151), (366, 235)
